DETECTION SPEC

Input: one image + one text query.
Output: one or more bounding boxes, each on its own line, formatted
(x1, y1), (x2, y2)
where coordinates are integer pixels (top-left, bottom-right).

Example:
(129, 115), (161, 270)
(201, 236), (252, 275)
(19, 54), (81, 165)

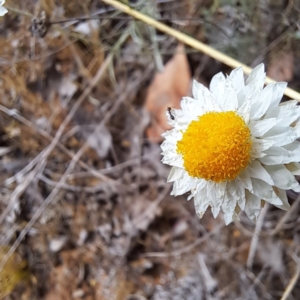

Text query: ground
(0, 0), (300, 299)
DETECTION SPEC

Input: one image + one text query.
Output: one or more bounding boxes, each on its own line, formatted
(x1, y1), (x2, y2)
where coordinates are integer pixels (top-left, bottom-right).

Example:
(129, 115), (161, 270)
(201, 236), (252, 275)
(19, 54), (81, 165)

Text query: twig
(280, 262), (300, 300)
(100, 0), (300, 101)
(246, 203), (269, 269)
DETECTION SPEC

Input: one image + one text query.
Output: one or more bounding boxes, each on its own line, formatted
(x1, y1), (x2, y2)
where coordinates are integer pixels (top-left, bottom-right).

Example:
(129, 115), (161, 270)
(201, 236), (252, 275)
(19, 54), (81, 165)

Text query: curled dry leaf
(145, 44), (191, 142)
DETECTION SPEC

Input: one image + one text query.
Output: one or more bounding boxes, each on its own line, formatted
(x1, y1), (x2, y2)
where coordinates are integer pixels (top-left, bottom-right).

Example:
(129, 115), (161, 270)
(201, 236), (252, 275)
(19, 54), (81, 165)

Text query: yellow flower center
(177, 111), (252, 182)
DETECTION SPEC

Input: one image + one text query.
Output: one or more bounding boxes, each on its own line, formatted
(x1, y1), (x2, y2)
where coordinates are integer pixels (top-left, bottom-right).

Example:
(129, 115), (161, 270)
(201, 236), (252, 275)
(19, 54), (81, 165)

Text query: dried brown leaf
(145, 44), (191, 142)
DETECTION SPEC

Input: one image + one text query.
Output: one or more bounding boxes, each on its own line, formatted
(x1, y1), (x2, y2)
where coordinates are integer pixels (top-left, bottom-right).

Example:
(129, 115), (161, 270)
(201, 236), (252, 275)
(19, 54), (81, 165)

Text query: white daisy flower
(161, 64), (300, 225)
(0, 0), (8, 16)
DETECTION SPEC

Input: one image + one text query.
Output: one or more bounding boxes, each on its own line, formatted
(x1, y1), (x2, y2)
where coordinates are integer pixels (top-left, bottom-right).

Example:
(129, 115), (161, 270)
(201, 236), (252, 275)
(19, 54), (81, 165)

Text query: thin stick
(280, 263), (300, 300)
(246, 203), (269, 269)
(100, 0), (300, 101)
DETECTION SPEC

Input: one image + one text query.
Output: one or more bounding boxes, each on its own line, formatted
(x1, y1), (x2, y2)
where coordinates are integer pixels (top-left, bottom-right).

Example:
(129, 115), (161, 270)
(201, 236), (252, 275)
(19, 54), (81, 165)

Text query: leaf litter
(0, 0), (300, 299)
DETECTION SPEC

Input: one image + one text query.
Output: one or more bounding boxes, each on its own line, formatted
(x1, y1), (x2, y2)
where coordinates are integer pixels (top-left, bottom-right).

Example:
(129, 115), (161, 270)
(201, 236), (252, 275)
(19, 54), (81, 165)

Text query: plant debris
(0, 1), (300, 299)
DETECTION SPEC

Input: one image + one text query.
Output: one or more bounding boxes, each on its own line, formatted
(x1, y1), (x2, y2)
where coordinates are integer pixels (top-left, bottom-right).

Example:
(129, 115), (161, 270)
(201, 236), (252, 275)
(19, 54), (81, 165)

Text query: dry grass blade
(280, 261), (300, 300)
(100, 0), (300, 101)
(246, 203), (269, 269)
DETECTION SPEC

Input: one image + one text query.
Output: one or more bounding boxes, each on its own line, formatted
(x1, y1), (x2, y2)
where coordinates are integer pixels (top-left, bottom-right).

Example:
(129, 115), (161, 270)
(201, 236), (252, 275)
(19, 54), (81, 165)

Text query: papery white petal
(161, 128), (182, 142)
(268, 82), (287, 110)
(285, 162), (300, 175)
(264, 165), (300, 192)
(209, 181), (227, 216)
(265, 99), (299, 119)
(235, 178), (246, 210)
(188, 179), (207, 200)
(252, 138), (274, 154)
(167, 167), (186, 182)
(294, 123), (300, 138)
(247, 160), (274, 185)
(238, 168), (253, 192)
(222, 77), (239, 111)
(276, 108), (300, 127)
(246, 64), (265, 90)
(262, 126), (298, 147)
(258, 146), (300, 165)
(209, 72), (226, 109)
(249, 118), (278, 137)
(273, 187), (290, 211)
(223, 213), (234, 225)
(221, 181), (239, 216)
(245, 191), (261, 221)
(171, 173), (198, 196)
(237, 99), (251, 123)
(194, 187), (210, 218)
(229, 67), (244, 93)
(251, 178), (282, 205)
(192, 80), (221, 112)
(181, 97), (205, 118)
(250, 83), (274, 120)
(161, 153), (184, 168)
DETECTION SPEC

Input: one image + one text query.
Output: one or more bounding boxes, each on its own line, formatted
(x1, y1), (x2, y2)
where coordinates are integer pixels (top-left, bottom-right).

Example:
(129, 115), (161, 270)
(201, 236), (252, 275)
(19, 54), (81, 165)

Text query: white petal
(235, 178), (246, 210)
(273, 187), (290, 211)
(238, 168), (253, 192)
(161, 128), (182, 143)
(264, 165), (300, 192)
(188, 179), (207, 200)
(268, 82), (287, 110)
(237, 99), (251, 123)
(247, 160), (274, 185)
(209, 181), (227, 214)
(259, 146), (294, 165)
(171, 173), (197, 196)
(167, 167), (186, 182)
(192, 80), (221, 112)
(251, 138), (274, 157)
(262, 125), (298, 146)
(221, 181), (239, 215)
(294, 123), (300, 138)
(285, 162), (300, 176)
(251, 178), (282, 205)
(245, 190), (261, 221)
(209, 72), (226, 108)
(161, 153), (184, 168)
(276, 107), (300, 127)
(222, 77), (239, 111)
(0, 6), (7, 16)
(180, 97), (205, 119)
(246, 64), (265, 90)
(249, 118), (278, 137)
(265, 99), (298, 119)
(194, 185), (210, 218)
(229, 67), (245, 93)
(250, 83), (274, 120)
(223, 213), (234, 225)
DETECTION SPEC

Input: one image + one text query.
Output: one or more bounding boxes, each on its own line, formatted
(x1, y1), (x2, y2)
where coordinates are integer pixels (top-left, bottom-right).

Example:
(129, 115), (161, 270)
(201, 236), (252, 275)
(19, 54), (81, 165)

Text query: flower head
(161, 64), (300, 224)
(0, 0), (7, 16)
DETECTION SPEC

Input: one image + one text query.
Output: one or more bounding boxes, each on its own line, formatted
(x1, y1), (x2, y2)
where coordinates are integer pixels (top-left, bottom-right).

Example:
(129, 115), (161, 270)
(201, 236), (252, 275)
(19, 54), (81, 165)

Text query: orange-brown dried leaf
(145, 44), (191, 142)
